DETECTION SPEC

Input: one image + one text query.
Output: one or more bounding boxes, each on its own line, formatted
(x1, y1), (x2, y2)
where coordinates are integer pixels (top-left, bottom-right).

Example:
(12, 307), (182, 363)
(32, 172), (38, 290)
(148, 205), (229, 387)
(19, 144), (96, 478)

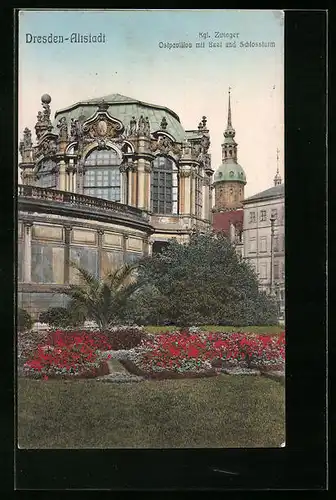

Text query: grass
(17, 375), (285, 449)
(145, 325), (284, 335)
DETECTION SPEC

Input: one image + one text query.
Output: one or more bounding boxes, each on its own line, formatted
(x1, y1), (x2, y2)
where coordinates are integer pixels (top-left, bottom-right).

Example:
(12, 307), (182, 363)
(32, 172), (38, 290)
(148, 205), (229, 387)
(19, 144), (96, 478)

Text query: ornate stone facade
(18, 93), (214, 313)
(19, 93), (214, 230)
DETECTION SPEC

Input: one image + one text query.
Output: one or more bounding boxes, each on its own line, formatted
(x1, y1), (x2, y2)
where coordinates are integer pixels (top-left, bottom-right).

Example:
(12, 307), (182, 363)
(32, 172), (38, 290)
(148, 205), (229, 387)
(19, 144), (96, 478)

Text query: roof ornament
(138, 115), (146, 135)
(97, 99), (109, 111)
(19, 127), (33, 162)
(35, 94), (53, 140)
(129, 116), (137, 135)
(70, 118), (81, 141)
(160, 117), (168, 130)
(57, 116), (68, 142)
(144, 117), (151, 137)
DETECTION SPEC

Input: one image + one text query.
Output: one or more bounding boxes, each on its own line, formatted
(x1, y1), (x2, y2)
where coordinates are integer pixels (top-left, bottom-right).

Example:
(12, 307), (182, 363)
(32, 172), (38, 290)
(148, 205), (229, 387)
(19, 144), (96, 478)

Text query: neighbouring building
(242, 170), (285, 317)
(18, 93), (214, 316)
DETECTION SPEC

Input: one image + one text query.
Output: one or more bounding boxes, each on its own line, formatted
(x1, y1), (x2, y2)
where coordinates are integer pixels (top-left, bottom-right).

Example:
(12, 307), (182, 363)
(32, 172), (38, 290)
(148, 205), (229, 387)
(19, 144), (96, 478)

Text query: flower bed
(19, 328), (285, 381)
(21, 331), (113, 380)
(117, 357), (218, 380)
(133, 329), (285, 377)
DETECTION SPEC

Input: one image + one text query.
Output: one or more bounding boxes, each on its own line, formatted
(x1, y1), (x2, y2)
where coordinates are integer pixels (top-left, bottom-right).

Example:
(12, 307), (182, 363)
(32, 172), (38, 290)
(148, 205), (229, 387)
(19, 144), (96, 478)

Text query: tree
(63, 262), (143, 330)
(136, 231), (278, 326)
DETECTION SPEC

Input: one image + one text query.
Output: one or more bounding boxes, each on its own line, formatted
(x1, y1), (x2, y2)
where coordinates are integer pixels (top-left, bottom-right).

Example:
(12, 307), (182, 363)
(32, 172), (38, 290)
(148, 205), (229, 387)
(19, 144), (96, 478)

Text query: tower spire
(274, 148), (282, 186)
(227, 86), (232, 128)
(223, 87), (235, 140)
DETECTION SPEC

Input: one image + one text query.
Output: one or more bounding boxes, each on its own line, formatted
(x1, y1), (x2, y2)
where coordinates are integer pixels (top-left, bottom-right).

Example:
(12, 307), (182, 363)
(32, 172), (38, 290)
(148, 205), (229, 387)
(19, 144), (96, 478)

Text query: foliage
(121, 285), (172, 326)
(18, 308), (33, 332)
(103, 327), (149, 351)
(145, 325), (284, 335)
(62, 262), (143, 330)
(39, 307), (76, 328)
(136, 231), (278, 327)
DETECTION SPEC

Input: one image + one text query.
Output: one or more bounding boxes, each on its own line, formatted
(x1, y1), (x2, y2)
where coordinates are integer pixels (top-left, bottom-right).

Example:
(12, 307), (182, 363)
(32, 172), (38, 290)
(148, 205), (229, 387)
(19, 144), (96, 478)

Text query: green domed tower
(213, 88), (247, 211)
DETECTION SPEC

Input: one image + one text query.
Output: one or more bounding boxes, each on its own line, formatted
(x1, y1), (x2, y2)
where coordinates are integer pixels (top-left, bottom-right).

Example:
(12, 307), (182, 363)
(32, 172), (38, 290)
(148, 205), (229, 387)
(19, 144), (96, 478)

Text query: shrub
(18, 308), (33, 332)
(104, 327), (149, 351)
(39, 306), (86, 328)
(136, 232), (279, 327)
(39, 307), (70, 328)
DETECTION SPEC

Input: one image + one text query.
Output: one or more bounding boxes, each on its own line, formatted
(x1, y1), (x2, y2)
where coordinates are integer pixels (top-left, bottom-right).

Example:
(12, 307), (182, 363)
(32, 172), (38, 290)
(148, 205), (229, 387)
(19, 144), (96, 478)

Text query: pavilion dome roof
(53, 93), (187, 142)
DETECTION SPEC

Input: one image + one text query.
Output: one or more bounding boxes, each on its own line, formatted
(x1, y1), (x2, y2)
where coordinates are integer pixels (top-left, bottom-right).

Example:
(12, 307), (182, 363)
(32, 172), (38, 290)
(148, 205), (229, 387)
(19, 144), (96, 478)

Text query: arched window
(36, 159), (57, 189)
(83, 148), (121, 202)
(151, 156), (178, 214)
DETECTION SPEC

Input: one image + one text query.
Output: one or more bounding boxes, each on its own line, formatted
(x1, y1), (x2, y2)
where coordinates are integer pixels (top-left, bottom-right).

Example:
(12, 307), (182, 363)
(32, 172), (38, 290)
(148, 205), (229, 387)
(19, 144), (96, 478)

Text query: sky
(18, 9), (284, 197)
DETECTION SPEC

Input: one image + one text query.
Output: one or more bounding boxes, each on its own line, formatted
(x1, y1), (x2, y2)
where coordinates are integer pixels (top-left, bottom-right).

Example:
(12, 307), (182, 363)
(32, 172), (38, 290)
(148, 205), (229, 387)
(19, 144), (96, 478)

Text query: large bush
(18, 308), (33, 332)
(133, 231), (278, 327)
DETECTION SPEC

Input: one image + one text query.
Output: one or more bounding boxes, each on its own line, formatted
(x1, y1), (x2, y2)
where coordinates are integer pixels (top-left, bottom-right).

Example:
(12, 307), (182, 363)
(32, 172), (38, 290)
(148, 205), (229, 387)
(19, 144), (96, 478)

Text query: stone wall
(18, 209), (150, 316)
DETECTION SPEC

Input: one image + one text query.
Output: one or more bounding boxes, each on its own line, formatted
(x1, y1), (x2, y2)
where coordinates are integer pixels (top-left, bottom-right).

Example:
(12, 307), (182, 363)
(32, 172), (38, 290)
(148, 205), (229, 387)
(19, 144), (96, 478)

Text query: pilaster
(97, 229), (104, 279)
(179, 169), (192, 215)
(23, 222), (33, 283)
(131, 169), (137, 206)
(58, 160), (67, 191)
(190, 171), (196, 216)
(122, 234), (128, 263)
(63, 225), (73, 284)
(202, 176), (210, 221)
(136, 159), (146, 210)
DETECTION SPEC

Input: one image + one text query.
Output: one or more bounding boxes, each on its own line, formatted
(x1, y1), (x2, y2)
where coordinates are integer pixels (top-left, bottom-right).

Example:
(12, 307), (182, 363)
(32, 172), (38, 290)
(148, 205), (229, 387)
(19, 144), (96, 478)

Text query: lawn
(17, 375), (285, 449)
(145, 325), (284, 335)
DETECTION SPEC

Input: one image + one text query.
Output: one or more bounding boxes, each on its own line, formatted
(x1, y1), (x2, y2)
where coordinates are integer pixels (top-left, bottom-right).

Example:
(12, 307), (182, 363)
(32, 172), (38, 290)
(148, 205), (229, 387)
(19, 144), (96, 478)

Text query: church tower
(213, 88), (247, 211)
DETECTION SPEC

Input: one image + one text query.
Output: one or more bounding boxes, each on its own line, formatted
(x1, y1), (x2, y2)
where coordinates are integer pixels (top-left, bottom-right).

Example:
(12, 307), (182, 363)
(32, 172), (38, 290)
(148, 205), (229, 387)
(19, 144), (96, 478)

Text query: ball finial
(41, 94), (51, 104)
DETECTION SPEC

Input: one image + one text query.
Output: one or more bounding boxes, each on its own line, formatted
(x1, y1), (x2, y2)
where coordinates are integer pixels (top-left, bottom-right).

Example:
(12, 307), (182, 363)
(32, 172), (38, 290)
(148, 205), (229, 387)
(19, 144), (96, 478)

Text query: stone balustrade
(18, 184), (149, 221)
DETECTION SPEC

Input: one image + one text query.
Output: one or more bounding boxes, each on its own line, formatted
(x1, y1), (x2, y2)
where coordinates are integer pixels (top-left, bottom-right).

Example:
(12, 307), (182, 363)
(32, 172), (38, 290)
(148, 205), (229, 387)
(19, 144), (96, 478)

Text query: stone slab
(107, 358), (129, 374)
(96, 373), (144, 383)
(222, 368), (261, 376)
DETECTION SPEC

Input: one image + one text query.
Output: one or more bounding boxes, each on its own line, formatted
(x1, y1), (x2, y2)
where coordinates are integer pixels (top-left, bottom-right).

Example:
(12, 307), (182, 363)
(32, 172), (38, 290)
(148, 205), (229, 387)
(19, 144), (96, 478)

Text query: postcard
(17, 9), (285, 450)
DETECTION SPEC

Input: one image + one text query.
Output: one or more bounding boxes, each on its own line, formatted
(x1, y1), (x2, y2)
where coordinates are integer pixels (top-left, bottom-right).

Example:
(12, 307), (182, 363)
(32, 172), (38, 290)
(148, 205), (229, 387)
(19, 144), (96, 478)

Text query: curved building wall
(18, 185), (153, 317)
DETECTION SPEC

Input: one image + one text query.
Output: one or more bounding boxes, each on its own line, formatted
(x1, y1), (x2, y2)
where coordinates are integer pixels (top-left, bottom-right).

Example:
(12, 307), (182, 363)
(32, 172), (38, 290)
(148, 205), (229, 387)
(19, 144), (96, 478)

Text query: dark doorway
(152, 241), (169, 254)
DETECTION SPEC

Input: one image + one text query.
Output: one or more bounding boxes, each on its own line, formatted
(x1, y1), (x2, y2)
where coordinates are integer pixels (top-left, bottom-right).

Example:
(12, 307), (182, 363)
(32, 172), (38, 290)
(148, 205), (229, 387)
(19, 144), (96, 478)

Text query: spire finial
(274, 148), (282, 186)
(276, 147), (280, 173)
(227, 87), (232, 128)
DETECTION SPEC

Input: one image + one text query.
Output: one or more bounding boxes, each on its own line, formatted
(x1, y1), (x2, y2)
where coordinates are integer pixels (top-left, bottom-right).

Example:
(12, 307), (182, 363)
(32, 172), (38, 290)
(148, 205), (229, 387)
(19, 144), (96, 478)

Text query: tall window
(260, 209), (267, 222)
(83, 148), (121, 202)
(260, 236), (267, 252)
(249, 211), (256, 223)
(151, 156), (178, 214)
(36, 159), (57, 189)
(195, 169), (203, 218)
(259, 263), (267, 279)
(249, 237), (256, 253)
